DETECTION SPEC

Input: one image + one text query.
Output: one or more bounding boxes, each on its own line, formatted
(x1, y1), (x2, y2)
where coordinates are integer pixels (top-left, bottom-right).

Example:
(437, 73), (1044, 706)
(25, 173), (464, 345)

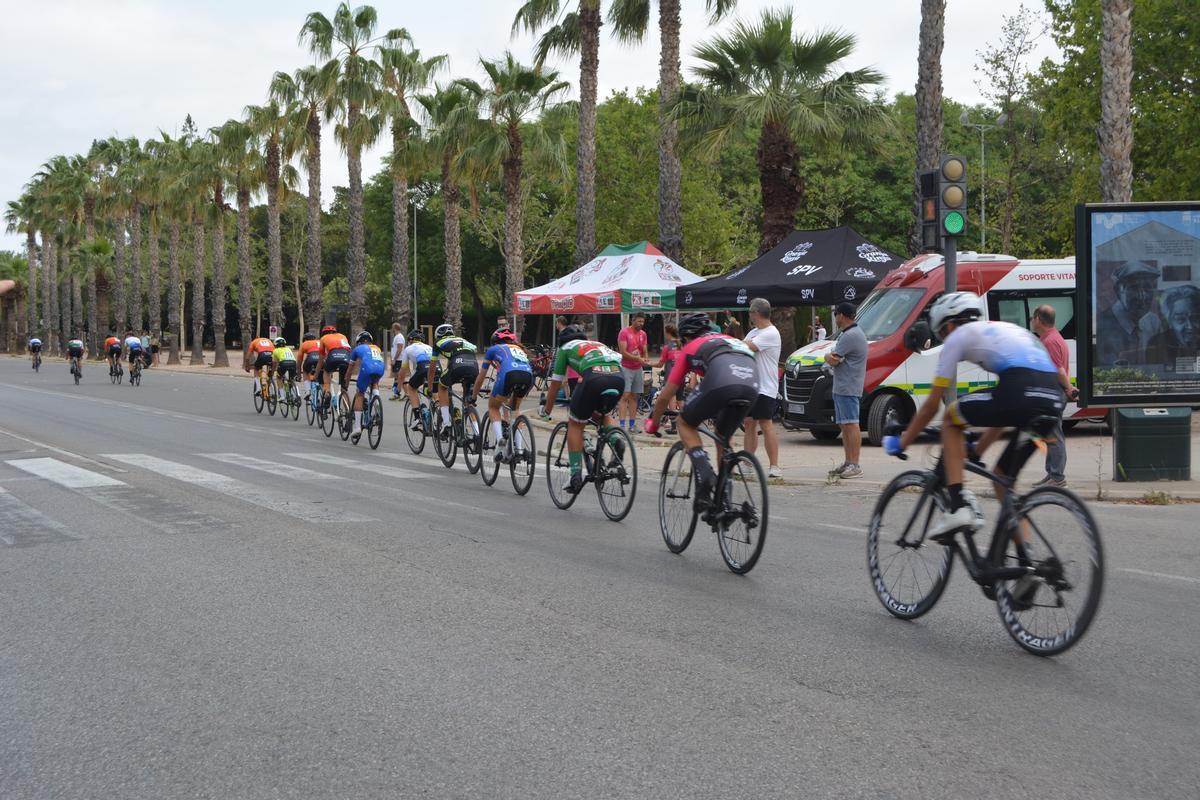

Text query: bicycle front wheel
(717, 451), (769, 574)
(337, 393), (352, 441)
(253, 382), (264, 413)
(509, 416), (536, 496)
(480, 414), (501, 486)
(434, 413), (458, 468)
(462, 407), (483, 474)
(367, 395), (384, 449)
(595, 426), (637, 522)
(266, 381), (279, 416)
(402, 397), (426, 455)
(289, 385), (301, 420)
(996, 486), (1104, 657)
(545, 421), (578, 510)
(866, 469), (954, 620)
(320, 395), (335, 438)
(659, 441), (698, 554)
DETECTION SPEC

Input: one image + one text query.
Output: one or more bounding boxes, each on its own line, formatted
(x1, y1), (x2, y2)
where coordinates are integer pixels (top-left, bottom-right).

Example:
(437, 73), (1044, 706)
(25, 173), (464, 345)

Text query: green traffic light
(943, 211), (965, 235)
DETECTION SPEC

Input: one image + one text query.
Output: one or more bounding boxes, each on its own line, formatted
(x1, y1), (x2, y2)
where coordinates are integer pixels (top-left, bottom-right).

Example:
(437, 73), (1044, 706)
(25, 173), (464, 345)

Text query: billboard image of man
(1096, 260), (1162, 365)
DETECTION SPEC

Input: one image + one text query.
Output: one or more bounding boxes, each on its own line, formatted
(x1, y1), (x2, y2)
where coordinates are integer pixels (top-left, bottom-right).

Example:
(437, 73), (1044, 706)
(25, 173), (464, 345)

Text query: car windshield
(845, 288), (925, 341)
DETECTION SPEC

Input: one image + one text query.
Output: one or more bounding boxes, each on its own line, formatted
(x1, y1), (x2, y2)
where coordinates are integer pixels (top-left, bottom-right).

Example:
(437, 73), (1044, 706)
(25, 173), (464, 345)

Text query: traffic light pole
(944, 235), (957, 292)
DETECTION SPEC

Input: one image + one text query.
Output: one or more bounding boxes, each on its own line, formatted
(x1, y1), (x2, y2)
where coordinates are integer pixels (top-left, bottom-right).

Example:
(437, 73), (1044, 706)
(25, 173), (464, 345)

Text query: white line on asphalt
(0, 425), (127, 472)
(6, 458), (126, 489)
(284, 452), (433, 480)
(1117, 568), (1200, 585)
(0, 487), (76, 546)
(374, 450), (469, 473)
(198, 453), (342, 481)
(101, 454), (373, 523)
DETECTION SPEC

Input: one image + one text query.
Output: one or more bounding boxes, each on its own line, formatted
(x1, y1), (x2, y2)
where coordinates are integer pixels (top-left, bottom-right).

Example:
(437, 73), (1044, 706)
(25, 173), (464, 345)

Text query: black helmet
(302, 332), (317, 342)
(407, 329), (424, 342)
(678, 313), (713, 339)
(558, 324), (586, 346)
(356, 331), (372, 344)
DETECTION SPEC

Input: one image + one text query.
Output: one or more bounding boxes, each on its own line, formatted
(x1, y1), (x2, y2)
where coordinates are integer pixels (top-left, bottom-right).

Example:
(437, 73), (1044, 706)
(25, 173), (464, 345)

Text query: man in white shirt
(743, 297), (783, 478)
(389, 322), (406, 400)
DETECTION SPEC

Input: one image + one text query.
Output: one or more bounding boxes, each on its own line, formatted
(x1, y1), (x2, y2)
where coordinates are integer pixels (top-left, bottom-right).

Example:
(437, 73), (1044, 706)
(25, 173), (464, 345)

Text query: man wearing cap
(824, 302), (868, 478)
(1096, 261), (1163, 365)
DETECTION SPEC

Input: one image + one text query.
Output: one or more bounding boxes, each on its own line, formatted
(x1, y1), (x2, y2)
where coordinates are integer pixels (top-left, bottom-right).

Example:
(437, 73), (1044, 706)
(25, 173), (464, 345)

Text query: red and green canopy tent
(514, 241), (704, 315)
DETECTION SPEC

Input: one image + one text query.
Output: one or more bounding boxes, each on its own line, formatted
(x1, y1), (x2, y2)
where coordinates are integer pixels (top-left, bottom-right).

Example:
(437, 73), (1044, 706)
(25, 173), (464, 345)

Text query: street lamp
(959, 110), (1008, 251)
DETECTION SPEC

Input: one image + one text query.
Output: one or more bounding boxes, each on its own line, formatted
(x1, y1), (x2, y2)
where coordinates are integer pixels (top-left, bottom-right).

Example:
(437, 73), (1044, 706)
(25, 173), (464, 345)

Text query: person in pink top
(616, 312), (649, 432)
(1031, 305), (1079, 487)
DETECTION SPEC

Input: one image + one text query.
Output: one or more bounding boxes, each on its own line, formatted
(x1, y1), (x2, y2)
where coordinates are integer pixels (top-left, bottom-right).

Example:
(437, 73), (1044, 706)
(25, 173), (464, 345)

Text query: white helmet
(929, 291), (984, 335)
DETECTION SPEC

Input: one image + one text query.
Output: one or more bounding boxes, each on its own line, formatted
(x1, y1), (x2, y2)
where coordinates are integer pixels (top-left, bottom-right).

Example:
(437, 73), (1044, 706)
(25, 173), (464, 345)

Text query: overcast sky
(0, 0), (1059, 252)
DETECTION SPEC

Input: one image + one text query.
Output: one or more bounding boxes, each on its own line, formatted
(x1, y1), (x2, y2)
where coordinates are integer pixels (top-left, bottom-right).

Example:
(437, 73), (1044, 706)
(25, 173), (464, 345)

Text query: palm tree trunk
(657, 0), (684, 263)
(112, 216), (128, 332)
(236, 187), (253, 349)
(574, 0), (601, 268)
(167, 221), (181, 364)
(71, 273), (83, 336)
(129, 206), (143, 331)
(86, 267), (99, 359)
(347, 104), (367, 333)
(190, 218), (206, 365)
(211, 190), (229, 368)
(758, 120), (804, 355)
(1099, 0), (1133, 203)
(910, 0), (945, 256)
(25, 230), (37, 337)
(442, 157), (463, 331)
(266, 136), (283, 330)
(58, 246), (70, 355)
(148, 215), (161, 338)
(305, 113), (324, 328)
(503, 123), (525, 336)
(391, 125), (411, 328)
(42, 236), (54, 342)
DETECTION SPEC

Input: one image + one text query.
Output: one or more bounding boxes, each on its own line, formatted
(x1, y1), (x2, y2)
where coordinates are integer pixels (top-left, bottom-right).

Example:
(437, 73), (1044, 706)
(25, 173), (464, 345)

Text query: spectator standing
(389, 322), (406, 400)
(1031, 305), (1079, 487)
(743, 298), (783, 478)
(617, 312), (649, 432)
(824, 302), (867, 478)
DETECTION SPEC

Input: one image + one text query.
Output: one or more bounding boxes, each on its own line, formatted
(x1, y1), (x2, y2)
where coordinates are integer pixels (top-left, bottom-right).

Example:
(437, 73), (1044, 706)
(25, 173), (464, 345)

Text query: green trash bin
(1112, 407), (1192, 481)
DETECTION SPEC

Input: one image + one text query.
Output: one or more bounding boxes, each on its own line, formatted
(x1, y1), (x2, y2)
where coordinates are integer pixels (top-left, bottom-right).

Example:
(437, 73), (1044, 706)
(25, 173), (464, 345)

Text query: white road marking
(198, 453), (341, 482)
(1118, 568), (1200, 585)
(0, 487), (76, 546)
(0, 425), (127, 472)
(7, 458), (126, 489)
(373, 450), (470, 473)
(284, 452), (434, 480)
(101, 454), (372, 523)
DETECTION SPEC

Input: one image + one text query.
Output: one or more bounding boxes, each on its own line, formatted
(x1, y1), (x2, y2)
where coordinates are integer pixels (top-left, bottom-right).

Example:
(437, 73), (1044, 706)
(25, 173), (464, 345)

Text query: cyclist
(243, 334), (276, 397)
(398, 329), (435, 423)
(28, 335), (43, 368)
(427, 323), (479, 438)
(347, 331), (387, 443)
(271, 337), (297, 393)
(883, 291), (1066, 541)
(297, 332), (322, 396)
(104, 333), (122, 372)
(538, 325), (624, 494)
(66, 334), (85, 377)
(123, 330), (146, 375)
(315, 325), (352, 409)
(644, 313), (760, 508)
(473, 328), (533, 460)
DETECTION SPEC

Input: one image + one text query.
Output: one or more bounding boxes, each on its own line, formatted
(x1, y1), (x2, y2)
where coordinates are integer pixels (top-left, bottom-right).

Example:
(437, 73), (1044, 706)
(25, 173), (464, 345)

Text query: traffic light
(938, 155), (968, 239)
(919, 169), (940, 251)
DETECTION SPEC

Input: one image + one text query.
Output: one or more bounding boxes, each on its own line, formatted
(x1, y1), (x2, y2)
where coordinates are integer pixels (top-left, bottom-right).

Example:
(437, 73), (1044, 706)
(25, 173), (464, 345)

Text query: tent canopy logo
(736, 288), (748, 305)
(856, 243), (892, 264)
(597, 293), (616, 310)
(843, 286), (857, 300)
(780, 241), (813, 264)
(847, 266), (876, 279)
(517, 296), (532, 312)
(631, 292), (661, 309)
(786, 264), (822, 277)
(723, 264), (751, 281)
(800, 288), (816, 300)
(550, 296), (575, 310)
(683, 291), (694, 305)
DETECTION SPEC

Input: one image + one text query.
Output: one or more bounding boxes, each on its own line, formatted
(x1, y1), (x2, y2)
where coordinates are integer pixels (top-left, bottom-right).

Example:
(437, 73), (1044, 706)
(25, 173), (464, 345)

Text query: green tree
(213, 119), (266, 349)
(4, 193), (39, 337)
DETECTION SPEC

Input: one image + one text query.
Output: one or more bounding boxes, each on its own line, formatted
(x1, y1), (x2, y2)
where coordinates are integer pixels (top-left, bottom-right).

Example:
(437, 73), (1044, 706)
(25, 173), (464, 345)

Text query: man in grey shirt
(824, 301), (868, 478)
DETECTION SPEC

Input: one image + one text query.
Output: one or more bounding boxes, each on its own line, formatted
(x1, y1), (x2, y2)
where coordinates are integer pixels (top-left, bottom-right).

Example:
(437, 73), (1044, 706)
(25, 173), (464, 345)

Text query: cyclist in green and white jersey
(539, 325), (625, 494)
(67, 335), (85, 377)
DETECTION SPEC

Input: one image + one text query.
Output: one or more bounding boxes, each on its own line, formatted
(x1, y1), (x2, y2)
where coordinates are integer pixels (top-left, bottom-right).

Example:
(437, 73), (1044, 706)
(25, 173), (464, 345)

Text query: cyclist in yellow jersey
(271, 337), (297, 393)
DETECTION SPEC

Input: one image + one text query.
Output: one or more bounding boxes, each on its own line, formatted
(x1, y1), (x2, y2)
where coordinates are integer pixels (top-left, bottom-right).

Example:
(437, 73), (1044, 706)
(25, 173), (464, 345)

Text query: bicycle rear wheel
(462, 407), (483, 474)
(716, 451), (769, 574)
(995, 486), (1104, 657)
(320, 394), (335, 438)
(253, 382), (264, 413)
(659, 441), (699, 554)
(435, 412), (458, 468)
(595, 426), (637, 522)
(402, 397), (426, 455)
(509, 416), (536, 496)
(74, 366), (80, 385)
(866, 469), (954, 620)
(337, 392), (352, 441)
(305, 389), (316, 425)
(480, 415), (501, 486)
(545, 421), (578, 510)
(289, 384), (301, 420)
(367, 396), (384, 449)
(266, 380), (279, 416)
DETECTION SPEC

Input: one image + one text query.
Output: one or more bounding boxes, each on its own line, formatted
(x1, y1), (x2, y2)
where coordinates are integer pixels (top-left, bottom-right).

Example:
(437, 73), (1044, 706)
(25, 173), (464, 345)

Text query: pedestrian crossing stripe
(198, 453), (341, 481)
(283, 452), (434, 480)
(6, 457), (125, 488)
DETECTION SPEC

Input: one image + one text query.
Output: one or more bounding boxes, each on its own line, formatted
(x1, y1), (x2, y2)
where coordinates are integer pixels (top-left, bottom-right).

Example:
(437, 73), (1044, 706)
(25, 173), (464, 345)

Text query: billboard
(1076, 202), (1200, 406)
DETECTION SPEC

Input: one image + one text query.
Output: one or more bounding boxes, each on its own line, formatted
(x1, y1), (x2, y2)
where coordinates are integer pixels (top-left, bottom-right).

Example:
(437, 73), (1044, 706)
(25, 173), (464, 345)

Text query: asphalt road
(1, 357), (1197, 799)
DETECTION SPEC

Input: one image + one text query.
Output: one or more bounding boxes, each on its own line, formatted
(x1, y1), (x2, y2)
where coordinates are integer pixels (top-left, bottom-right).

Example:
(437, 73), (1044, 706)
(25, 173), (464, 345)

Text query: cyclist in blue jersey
(27, 335), (42, 368)
(347, 331), (387, 443)
(473, 328), (533, 459)
(885, 292), (1065, 541)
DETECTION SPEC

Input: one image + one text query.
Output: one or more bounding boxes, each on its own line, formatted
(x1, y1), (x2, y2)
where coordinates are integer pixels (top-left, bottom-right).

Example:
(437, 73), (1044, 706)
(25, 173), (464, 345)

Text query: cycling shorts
(276, 361), (297, 381)
(568, 371), (625, 423)
(356, 364), (385, 393)
(302, 353), (320, 375)
(253, 352), (273, 369)
(319, 349), (351, 384)
(29, 344), (41, 353)
(68, 346), (84, 359)
(493, 369), (533, 399)
(126, 349), (143, 363)
(392, 359), (404, 374)
(408, 368), (429, 390)
(680, 381), (759, 438)
(439, 362), (479, 393)
(107, 344), (122, 357)
(946, 368), (1064, 430)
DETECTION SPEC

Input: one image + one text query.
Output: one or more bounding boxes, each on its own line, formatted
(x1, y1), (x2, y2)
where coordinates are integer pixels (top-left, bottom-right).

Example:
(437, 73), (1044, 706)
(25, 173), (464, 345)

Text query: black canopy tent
(676, 226), (902, 310)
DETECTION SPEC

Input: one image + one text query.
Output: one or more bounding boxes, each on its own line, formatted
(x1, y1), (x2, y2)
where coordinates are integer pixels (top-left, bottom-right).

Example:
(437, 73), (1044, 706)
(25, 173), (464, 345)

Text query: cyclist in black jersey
(427, 323), (479, 437)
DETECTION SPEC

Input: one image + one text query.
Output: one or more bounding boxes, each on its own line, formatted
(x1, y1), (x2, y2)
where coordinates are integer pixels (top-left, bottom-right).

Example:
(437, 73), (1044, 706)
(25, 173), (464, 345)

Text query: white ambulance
(780, 252), (1107, 445)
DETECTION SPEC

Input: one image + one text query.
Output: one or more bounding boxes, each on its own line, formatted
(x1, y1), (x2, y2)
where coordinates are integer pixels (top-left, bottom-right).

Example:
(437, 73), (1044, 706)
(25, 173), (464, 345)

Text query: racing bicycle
(545, 412), (637, 522)
(434, 389), (483, 473)
(479, 399), (536, 495)
(128, 357), (143, 387)
(341, 386), (383, 449)
(109, 360), (123, 384)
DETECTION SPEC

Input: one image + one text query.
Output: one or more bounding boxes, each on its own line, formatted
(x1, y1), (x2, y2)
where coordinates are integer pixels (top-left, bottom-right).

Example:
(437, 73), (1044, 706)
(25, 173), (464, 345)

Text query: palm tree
(300, 3), (402, 332)
(4, 193), (38, 338)
(457, 54), (568, 335)
(0, 252), (28, 350)
(148, 134), (190, 364)
(911, 0), (945, 255)
(513, 0), (602, 268)
(608, 0), (738, 263)
(93, 137), (132, 334)
(77, 238), (113, 358)
(675, 10), (886, 351)
(271, 61), (339, 329)
(213, 119), (265, 349)
(245, 101), (289, 331)
(171, 138), (211, 364)
(117, 140), (146, 333)
(1099, 0), (1133, 202)
(136, 141), (167, 341)
(377, 38), (446, 328)
(417, 84), (477, 331)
